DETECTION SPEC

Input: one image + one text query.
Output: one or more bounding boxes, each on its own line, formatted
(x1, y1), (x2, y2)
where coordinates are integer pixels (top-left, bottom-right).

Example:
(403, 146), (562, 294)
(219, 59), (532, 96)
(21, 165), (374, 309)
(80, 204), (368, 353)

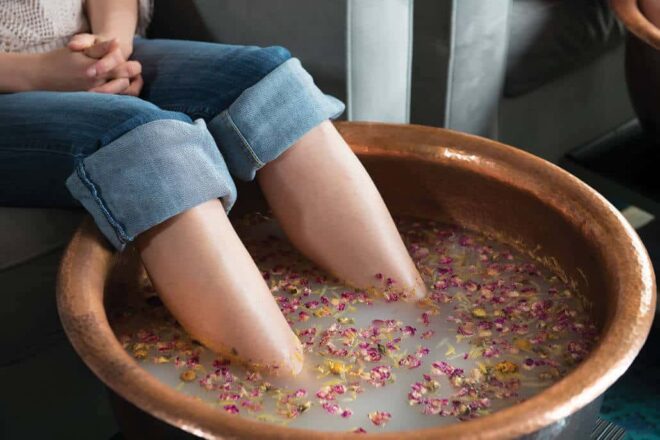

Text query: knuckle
(114, 66), (128, 78)
(128, 62), (142, 76)
(116, 79), (130, 91)
(98, 60), (111, 72)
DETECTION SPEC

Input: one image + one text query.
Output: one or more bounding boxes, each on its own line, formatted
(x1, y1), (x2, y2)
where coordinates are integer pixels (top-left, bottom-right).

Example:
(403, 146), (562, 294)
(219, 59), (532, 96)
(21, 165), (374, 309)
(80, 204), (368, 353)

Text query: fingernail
(86, 66), (97, 77)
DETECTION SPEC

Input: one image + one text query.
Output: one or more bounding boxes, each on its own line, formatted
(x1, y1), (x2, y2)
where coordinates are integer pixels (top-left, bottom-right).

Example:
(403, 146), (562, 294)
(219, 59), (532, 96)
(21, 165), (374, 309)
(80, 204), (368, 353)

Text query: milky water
(111, 216), (597, 433)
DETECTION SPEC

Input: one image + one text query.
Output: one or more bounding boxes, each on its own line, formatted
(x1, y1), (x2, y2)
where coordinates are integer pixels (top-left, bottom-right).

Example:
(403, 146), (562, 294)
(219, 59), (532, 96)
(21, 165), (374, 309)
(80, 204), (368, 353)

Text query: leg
(0, 92), (302, 373)
(132, 39), (424, 296)
(0, 92), (187, 208)
(257, 121), (427, 299)
(132, 39), (344, 181)
(137, 199), (303, 374)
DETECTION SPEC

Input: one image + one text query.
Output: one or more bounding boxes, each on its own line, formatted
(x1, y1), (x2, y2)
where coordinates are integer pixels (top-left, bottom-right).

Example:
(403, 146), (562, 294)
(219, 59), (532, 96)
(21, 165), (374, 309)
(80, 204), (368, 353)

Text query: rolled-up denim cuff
(208, 57), (346, 181)
(66, 119), (237, 251)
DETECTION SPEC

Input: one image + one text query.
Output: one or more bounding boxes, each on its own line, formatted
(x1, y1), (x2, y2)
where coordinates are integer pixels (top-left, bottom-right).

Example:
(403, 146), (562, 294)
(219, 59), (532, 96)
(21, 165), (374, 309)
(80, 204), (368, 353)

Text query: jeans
(0, 39), (345, 250)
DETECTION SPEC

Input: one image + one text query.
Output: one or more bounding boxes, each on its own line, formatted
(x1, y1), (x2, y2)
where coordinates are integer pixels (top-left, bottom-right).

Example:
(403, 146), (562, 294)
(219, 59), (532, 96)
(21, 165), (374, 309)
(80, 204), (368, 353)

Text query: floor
(599, 220), (660, 440)
(564, 122), (660, 440)
(0, 250), (118, 439)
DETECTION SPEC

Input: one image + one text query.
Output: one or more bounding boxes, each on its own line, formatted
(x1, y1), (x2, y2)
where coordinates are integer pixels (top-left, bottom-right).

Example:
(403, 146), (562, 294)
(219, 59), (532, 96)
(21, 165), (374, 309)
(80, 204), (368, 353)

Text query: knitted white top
(0, 0), (153, 53)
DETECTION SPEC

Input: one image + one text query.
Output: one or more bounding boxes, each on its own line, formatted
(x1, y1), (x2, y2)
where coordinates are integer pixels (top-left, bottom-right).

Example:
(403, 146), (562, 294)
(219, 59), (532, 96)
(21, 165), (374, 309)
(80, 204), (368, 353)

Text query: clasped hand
(35, 33), (142, 96)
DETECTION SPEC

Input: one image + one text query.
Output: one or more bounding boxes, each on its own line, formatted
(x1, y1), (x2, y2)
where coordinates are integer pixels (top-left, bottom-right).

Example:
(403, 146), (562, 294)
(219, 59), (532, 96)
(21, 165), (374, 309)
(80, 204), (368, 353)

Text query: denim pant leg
(133, 38), (345, 181)
(0, 91), (236, 250)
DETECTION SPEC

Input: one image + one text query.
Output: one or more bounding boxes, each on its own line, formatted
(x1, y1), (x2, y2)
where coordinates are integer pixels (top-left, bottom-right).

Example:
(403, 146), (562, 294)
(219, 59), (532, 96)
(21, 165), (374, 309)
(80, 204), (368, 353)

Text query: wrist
(16, 53), (45, 91)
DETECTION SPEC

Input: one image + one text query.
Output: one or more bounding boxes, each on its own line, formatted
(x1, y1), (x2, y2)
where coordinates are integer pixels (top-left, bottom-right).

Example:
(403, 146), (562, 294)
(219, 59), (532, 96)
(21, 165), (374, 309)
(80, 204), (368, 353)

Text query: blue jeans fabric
(0, 39), (345, 250)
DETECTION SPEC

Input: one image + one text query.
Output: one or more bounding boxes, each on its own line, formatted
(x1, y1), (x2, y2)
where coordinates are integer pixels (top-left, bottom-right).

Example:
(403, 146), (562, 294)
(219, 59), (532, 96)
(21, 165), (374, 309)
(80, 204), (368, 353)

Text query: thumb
(67, 33), (97, 51)
(83, 38), (119, 60)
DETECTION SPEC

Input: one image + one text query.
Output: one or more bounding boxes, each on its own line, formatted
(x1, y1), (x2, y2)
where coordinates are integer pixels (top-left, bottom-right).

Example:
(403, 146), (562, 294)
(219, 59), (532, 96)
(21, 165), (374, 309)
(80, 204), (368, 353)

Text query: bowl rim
(57, 122), (656, 439)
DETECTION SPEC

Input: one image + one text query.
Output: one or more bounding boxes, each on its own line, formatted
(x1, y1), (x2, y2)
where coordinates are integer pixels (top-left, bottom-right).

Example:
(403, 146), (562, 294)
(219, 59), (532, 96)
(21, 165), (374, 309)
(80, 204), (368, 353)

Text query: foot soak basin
(57, 122), (656, 439)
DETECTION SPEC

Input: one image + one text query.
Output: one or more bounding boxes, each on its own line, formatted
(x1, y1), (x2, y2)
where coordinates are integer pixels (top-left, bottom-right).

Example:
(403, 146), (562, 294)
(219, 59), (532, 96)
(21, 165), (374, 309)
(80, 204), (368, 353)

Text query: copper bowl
(57, 122), (656, 439)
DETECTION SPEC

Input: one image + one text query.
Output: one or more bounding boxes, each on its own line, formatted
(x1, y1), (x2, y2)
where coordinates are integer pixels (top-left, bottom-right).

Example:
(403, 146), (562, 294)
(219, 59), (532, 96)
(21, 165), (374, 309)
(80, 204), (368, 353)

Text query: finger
(67, 33), (96, 51)
(85, 45), (124, 78)
(610, 0), (660, 50)
(107, 60), (142, 80)
(83, 38), (118, 60)
(120, 75), (144, 97)
(89, 78), (131, 94)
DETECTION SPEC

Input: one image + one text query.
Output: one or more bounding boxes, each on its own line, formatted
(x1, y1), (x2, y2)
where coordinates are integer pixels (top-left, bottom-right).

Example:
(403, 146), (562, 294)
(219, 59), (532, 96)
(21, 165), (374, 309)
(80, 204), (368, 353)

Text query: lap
(0, 91), (188, 156)
(0, 40), (294, 158)
(0, 39), (294, 207)
(0, 91), (189, 207)
(132, 38), (292, 119)
(0, 40), (294, 157)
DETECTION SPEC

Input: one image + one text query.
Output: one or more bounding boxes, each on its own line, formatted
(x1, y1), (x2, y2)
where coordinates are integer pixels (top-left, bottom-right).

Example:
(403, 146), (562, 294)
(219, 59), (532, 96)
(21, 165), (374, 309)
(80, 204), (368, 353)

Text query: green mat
(601, 323), (660, 439)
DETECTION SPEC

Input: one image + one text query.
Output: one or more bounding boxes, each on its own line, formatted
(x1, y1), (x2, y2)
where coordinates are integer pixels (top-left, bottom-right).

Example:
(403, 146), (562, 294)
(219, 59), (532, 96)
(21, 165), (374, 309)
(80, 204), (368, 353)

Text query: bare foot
(137, 199), (303, 375)
(258, 121), (427, 300)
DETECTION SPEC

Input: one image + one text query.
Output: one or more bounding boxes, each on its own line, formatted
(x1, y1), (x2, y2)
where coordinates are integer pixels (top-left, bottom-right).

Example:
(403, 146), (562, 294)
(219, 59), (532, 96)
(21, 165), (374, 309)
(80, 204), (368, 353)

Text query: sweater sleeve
(136, 0), (153, 36)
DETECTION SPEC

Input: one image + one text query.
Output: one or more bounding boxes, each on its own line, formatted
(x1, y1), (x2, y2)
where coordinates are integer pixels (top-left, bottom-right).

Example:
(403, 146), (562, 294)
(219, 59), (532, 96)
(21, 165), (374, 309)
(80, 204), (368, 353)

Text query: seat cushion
(0, 207), (83, 271)
(500, 44), (634, 162)
(505, 0), (624, 97)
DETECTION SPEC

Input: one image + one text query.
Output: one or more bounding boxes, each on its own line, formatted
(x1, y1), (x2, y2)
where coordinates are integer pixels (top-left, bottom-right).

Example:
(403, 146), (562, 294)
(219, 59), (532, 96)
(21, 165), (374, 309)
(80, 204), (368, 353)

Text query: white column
(444, 0), (512, 138)
(347, 0), (414, 123)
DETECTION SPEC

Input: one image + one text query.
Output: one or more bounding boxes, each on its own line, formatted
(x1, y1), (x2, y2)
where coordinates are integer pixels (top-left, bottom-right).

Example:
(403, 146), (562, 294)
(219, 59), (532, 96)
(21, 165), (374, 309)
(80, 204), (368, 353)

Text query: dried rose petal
(114, 215), (597, 428)
(322, 402), (341, 415)
(368, 365), (392, 387)
(223, 404), (239, 414)
(399, 354), (422, 369)
(401, 325), (417, 336)
(420, 330), (435, 340)
(341, 408), (354, 418)
(368, 411), (392, 427)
